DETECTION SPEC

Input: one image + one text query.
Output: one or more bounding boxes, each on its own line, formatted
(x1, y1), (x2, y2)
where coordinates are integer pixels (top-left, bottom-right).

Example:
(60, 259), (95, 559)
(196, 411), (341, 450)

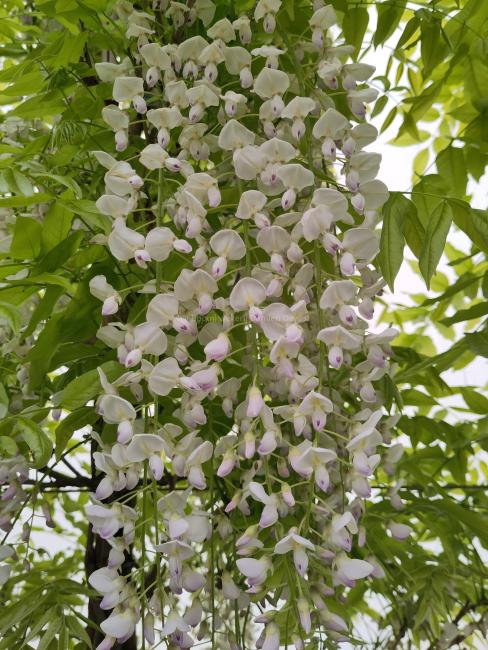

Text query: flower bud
(322, 137), (336, 161)
(102, 296), (119, 316)
(247, 385), (264, 418)
(117, 419), (133, 444)
(217, 452), (236, 478)
(388, 521), (412, 540)
(132, 95), (147, 114)
(146, 66), (159, 88)
(281, 483), (295, 507)
(149, 454), (164, 481)
(298, 597), (311, 633)
(125, 348), (142, 368)
(115, 130), (128, 152)
(263, 13), (276, 34)
(96, 476), (114, 501)
(328, 345), (343, 369)
(358, 297), (374, 319)
(240, 67), (253, 88)
(281, 188), (296, 210)
(249, 305), (263, 323)
(340, 251), (355, 276)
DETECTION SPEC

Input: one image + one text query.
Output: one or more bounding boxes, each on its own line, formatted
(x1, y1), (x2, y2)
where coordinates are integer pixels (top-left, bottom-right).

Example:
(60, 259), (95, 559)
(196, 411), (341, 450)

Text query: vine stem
(314, 241), (326, 391)
(241, 181), (259, 379)
(140, 460), (148, 650)
(151, 166), (165, 629)
(156, 167), (164, 292)
(209, 455), (216, 650)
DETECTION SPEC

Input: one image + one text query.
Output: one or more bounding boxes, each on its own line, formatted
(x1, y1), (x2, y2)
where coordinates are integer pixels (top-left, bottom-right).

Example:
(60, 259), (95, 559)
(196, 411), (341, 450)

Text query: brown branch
(26, 468), (94, 489)
(85, 439), (138, 650)
(427, 599), (488, 650)
(23, 467), (175, 492)
(386, 618), (409, 650)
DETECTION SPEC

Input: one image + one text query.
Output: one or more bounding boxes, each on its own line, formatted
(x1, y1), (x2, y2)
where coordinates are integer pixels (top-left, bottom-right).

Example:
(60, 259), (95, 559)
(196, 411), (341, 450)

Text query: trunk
(85, 524), (137, 650)
(85, 440), (137, 649)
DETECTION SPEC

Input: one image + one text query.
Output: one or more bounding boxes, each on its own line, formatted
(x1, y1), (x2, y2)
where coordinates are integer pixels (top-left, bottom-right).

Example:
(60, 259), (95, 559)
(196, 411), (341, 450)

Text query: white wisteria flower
(83, 5), (405, 648)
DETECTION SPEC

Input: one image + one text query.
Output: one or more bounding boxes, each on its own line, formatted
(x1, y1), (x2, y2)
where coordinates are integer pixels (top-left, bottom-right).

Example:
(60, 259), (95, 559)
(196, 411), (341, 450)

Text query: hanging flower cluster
(86, 1), (406, 647)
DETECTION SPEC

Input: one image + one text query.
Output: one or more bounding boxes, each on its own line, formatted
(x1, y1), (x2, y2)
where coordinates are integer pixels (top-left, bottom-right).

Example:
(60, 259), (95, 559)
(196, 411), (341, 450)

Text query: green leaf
(0, 591), (48, 635)
(465, 332), (488, 357)
(11, 90), (67, 119)
(374, 0), (405, 47)
(33, 172), (82, 199)
(37, 614), (62, 650)
(419, 200), (453, 289)
(0, 383), (9, 419)
(16, 272), (73, 291)
(0, 301), (22, 333)
(413, 148), (429, 177)
(420, 17), (448, 78)
(460, 388), (488, 414)
(59, 199), (111, 233)
(0, 193), (51, 208)
(26, 317), (61, 389)
(380, 106), (397, 133)
(396, 15), (419, 48)
(0, 68), (45, 96)
(378, 193), (411, 289)
(450, 199), (488, 254)
(24, 286), (64, 337)
(465, 55), (488, 110)
(0, 436), (17, 455)
(16, 417), (53, 469)
(482, 271), (488, 299)
(37, 231), (84, 273)
(342, 7), (368, 55)
(422, 273), (480, 305)
(424, 498), (488, 545)
(41, 201), (74, 252)
(55, 32), (87, 67)
(66, 615), (92, 647)
(57, 360), (123, 410)
(441, 302), (488, 326)
(3, 168), (34, 196)
(405, 80), (443, 122)
(412, 175), (448, 228)
(55, 407), (99, 459)
(402, 388), (438, 407)
(401, 200), (425, 258)
(371, 94), (388, 118)
(10, 216), (43, 259)
(436, 147), (467, 198)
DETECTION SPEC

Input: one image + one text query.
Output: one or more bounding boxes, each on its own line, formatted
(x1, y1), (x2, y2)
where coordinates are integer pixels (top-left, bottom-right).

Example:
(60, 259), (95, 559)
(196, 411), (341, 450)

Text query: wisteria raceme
(85, 1), (407, 647)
